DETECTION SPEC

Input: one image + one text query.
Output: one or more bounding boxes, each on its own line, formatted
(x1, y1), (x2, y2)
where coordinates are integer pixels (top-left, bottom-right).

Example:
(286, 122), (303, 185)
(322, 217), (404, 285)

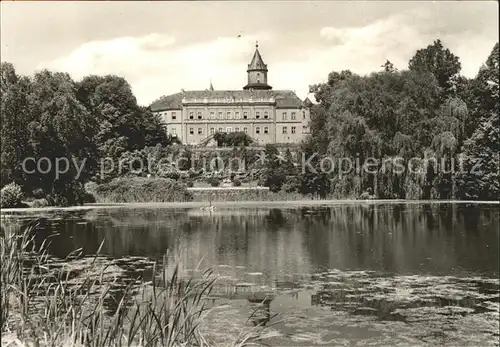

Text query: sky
(1, 1), (498, 105)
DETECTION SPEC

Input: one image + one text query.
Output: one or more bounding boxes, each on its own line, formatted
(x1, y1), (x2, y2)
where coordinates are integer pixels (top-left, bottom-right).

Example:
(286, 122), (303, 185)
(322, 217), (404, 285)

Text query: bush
(186, 180), (194, 188)
(281, 176), (300, 193)
(32, 188), (45, 199)
(159, 171), (180, 180)
(188, 170), (200, 179)
(0, 183), (23, 208)
(45, 182), (95, 207)
(208, 178), (220, 187)
(30, 198), (50, 208)
(233, 179), (242, 187)
(92, 177), (193, 203)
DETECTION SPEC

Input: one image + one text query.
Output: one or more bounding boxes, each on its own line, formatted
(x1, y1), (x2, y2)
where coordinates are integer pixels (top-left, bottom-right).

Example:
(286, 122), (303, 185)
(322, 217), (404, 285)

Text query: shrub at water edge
(91, 177), (193, 203)
(0, 183), (24, 208)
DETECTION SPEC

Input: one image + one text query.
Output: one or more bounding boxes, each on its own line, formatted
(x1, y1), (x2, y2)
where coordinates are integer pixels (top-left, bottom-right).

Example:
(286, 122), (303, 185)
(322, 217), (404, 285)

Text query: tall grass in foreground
(1, 220), (278, 346)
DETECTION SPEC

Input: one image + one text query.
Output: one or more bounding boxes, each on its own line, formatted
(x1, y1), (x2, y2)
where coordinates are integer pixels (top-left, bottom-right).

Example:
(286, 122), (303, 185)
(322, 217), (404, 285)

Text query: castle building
(150, 43), (311, 145)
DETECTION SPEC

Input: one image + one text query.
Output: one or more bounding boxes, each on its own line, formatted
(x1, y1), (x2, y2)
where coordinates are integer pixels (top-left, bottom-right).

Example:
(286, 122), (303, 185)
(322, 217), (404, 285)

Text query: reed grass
(1, 220), (277, 347)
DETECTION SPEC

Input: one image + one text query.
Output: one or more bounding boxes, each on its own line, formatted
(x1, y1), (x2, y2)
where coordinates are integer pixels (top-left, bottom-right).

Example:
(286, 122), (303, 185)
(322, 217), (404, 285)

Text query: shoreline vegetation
(0, 222), (277, 347)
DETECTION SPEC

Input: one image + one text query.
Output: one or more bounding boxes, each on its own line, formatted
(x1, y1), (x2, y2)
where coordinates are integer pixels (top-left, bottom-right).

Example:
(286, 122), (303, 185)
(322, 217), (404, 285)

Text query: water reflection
(2, 203), (498, 281)
(2, 203), (499, 345)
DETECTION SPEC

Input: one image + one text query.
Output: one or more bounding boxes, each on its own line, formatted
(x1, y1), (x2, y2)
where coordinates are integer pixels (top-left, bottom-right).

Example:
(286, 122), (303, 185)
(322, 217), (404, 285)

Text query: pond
(2, 202), (499, 346)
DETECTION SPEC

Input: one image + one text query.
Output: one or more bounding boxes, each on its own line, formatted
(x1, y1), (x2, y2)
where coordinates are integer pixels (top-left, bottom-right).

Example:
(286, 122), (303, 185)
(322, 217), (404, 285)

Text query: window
(197, 128), (202, 135)
(210, 128), (215, 135)
(282, 112), (287, 120)
(282, 126), (287, 134)
(171, 128), (177, 135)
(172, 112), (177, 120)
(303, 111), (306, 120)
(226, 127), (232, 133)
(189, 112), (194, 120)
(227, 111), (232, 119)
(189, 128), (194, 135)
(256, 111), (260, 119)
(243, 127), (248, 134)
(264, 111), (269, 119)
(291, 126), (296, 134)
(302, 126), (306, 133)
(197, 112), (202, 120)
(264, 126), (269, 134)
(243, 112), (248, 119)
(291, 112), (296, 120)
(235, 112), (240, 119)
(235, 127), (240, 132)
(210, 112), (215, 119)
(218, 127), (223, 133)
(218, 112), (223, 119)
(255, 127), (261, 134)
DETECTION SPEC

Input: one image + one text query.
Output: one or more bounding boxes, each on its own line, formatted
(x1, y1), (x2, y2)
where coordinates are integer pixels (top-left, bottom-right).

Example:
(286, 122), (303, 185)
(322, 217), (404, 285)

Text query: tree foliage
(0, 64), (173, 204)
(213, 131), (253, 147)
(457, 43), (499, 200)
(408, 39), (462, 98)
(303, 40), (498, 201)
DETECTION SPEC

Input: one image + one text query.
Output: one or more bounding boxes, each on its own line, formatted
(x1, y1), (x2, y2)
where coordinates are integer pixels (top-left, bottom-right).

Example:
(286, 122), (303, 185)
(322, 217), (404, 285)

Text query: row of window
(185, 126), (299, 135)
(163, 111), (305, 121)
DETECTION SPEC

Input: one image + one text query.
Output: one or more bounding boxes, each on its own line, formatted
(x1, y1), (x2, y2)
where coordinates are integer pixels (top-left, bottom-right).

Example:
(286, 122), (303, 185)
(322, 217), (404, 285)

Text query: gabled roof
(248, 44), (267, 71)
(150, 90), (304, 111)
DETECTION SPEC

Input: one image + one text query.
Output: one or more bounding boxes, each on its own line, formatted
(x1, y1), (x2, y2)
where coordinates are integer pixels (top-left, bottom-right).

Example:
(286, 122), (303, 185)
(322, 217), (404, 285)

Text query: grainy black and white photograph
(0, 1), (499, 346)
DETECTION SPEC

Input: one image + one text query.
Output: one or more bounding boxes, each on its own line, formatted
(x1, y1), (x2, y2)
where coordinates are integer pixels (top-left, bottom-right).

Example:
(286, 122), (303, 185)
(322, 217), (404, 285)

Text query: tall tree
(77, 75), (170, 161)
(309, 70), (354, 109)
(0, 63), (32, 187)
(457, 43), (499, 200)
(409, 39), (462, 98)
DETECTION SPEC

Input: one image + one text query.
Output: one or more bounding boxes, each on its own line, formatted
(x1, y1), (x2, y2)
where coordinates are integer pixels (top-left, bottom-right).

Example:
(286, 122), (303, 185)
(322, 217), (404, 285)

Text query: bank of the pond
(1, 199), (498, 214)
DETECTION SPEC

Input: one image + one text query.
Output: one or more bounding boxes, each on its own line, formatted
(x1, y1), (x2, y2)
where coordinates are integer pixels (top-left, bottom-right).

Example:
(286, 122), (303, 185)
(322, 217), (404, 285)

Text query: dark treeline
(301, 40), (499, 200)
(1, 67), (175, 205)
(1, 39), (498, 206)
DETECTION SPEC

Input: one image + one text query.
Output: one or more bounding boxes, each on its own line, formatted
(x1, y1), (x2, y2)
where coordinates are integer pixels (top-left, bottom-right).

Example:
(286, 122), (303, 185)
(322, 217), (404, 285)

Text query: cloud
(315, 8), (498, 80)
(38, 7), (497, 106)
(38, 32), (276, 105)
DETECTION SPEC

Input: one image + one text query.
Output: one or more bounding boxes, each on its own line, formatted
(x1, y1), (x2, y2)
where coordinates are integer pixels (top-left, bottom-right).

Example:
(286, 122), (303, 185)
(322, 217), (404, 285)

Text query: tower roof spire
(243, 42), (272, 90)
(248, 42), (267, 71)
